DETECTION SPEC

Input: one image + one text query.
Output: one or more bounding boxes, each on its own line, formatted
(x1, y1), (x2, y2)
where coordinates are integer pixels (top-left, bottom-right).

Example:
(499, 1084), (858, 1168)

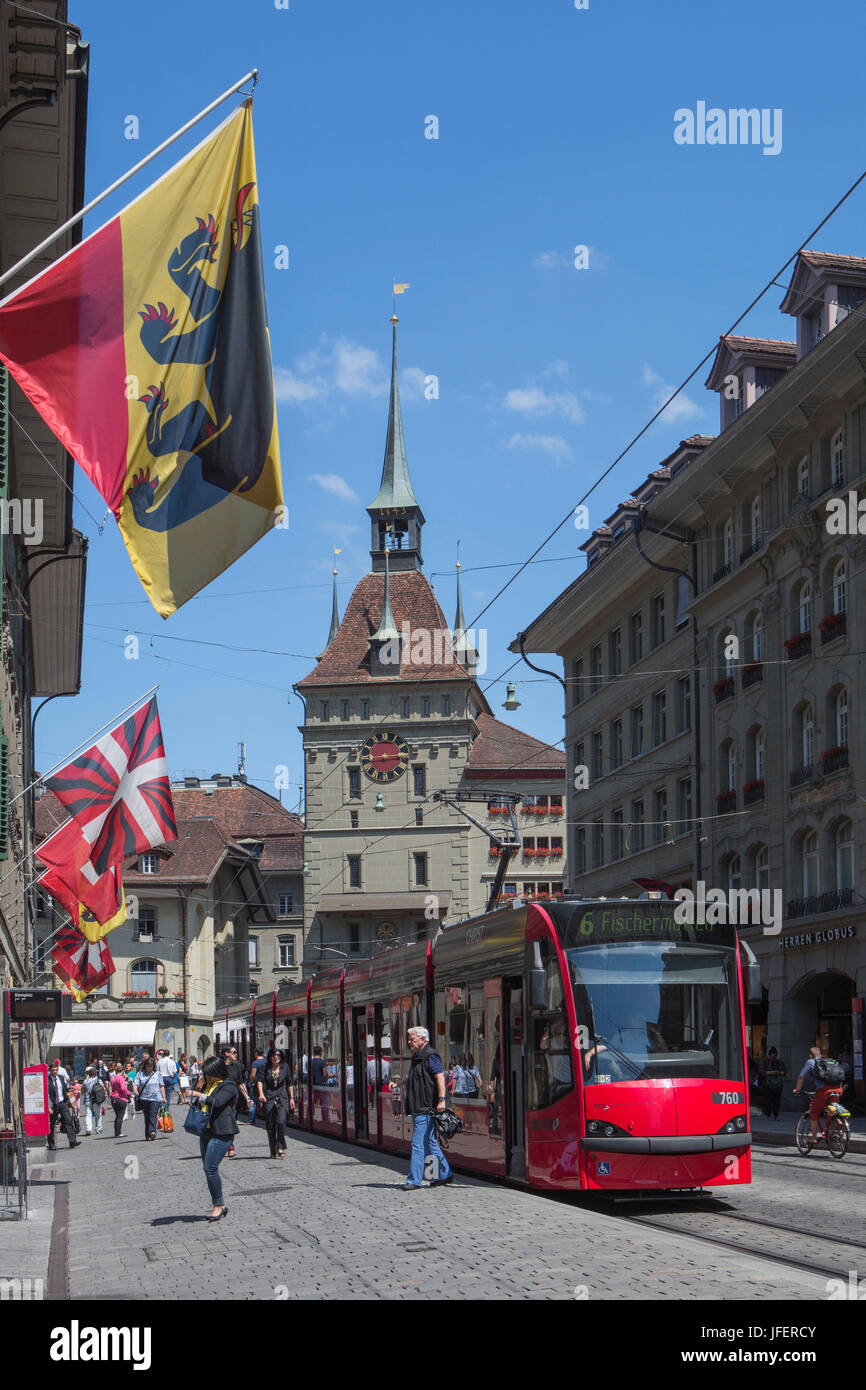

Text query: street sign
(5, 990), (71, 1023)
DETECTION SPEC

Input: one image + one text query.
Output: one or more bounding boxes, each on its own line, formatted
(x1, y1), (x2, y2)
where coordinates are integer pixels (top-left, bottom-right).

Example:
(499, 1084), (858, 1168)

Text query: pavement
(6, 1106), (849, 1301)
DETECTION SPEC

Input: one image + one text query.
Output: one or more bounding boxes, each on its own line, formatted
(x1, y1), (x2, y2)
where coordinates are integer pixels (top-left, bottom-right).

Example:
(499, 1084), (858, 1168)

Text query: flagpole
(10, 684), (160, 806)
(0, 70), (258, 292)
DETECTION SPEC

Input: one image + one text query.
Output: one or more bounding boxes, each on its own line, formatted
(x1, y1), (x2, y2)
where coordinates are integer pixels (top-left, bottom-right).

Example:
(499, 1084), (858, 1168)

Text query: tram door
(352, 1007), (368, 1141)
(366, 1003), (381, 1144)
(504, 979), (526, 1177)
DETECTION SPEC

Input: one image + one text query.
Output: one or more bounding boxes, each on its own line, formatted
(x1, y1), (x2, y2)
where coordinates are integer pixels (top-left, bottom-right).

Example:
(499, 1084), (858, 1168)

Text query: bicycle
(795, 1092), (851, 1159)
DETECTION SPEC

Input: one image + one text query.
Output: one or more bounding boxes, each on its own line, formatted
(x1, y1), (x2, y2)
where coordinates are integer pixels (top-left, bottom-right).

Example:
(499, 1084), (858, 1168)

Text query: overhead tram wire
(465, 162), (866, 638)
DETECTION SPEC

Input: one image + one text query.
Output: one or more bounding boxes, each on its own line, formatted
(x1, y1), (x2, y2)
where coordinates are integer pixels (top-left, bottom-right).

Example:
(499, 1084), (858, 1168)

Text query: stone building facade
(516, 249), (866, 1098)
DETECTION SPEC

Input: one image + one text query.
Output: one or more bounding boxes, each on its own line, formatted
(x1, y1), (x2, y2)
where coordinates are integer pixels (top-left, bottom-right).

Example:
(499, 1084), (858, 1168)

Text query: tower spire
(371, 541), (399, 643)
(452, 540), (477, 667)
(367, 313), (425, 572)
(318, 548), (342, 659)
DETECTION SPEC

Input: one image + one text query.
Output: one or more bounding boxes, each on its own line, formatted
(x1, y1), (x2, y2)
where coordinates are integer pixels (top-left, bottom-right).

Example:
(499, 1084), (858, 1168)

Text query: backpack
(814, 1056), (845, 1087)
(91, 1082), (106, 1105)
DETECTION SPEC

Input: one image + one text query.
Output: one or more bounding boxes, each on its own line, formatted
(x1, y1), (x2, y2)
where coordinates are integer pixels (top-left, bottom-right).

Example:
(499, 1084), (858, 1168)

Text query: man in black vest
(394, 1026), (453, 1190)
(47, 1062), (80, 1150)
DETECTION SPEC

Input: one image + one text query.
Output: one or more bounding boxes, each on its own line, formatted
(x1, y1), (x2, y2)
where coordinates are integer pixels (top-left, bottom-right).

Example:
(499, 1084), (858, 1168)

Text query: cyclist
(793, 1045), (843, 1146)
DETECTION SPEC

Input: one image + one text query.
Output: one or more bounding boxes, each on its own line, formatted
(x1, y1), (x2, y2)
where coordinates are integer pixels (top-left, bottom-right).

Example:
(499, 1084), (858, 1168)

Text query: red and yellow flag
(0, 102), (282, 616)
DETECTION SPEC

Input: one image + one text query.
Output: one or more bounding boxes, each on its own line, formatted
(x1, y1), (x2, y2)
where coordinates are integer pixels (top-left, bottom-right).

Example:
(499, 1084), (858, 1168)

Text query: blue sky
(39, 0), (866, 804)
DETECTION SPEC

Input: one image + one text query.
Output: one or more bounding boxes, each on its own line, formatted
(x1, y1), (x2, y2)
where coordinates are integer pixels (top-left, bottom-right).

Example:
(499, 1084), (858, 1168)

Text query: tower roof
(367, 316), (420, 513)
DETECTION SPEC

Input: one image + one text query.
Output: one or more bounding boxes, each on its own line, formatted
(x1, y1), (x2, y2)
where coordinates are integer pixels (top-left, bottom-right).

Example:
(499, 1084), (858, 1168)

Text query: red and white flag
(45, 695), (176, 875)
(51, 925), (115, 994)
(37, 816), (123, 924)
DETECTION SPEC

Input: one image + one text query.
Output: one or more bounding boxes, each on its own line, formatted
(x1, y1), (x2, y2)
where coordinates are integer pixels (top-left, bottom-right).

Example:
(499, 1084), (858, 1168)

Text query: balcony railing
(739, 539), (761, 564)
(716, 789), (736, 813)
(820, 746), (849, 775)
(712, 562), (732, 584)
(819, 612), (847, 644)
(785, 887), (855, 920)
(784, 632), (811, 661)
(790, 764), (818, 788)
(742, 779), (765, 805)
(713, 677), (735, 703)
(741, 662), (763, 689)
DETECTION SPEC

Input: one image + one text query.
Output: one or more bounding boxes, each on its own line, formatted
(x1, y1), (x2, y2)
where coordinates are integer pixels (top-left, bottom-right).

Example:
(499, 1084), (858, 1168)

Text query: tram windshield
(567, 942), (743, 1083)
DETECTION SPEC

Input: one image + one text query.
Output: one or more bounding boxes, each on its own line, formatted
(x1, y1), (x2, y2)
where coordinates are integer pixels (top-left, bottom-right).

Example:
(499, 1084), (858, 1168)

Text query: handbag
(183, 1102), (210, 1136)
(433, 1107), (463, 1149)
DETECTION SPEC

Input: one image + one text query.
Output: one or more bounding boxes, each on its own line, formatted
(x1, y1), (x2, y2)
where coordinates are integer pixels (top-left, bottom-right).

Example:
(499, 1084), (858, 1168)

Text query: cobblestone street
(11, 1111), (854, 1301)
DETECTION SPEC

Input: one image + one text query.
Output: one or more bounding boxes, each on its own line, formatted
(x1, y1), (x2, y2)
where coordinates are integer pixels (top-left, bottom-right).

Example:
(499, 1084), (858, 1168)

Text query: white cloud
(642, 363), (703, 424)
(274, 334), (389, 406)
(533, 250), (571, 270)
(505, 433), (572, 463)
(308, 473), (360, 505)
(400, 366), (428, 401)
(333, 338), (386, 398)
(504, 386), (584, 425)
(273, 368), (327, 404)
(319, 521), (361, 542)
(533, 245), (610, 271)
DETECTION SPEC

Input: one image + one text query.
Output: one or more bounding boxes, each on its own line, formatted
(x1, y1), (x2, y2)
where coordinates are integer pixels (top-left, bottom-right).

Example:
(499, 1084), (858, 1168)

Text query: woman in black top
(193, 1056), (239, 1221)
(257, 1048), (295, 1158)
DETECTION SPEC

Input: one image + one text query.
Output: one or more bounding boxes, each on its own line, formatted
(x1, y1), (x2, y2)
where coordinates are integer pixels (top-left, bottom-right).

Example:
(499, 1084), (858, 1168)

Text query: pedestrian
(760, 1047), (787, 1120)
(109, 1065), (131, 1138)
(177, 1053), (192, 1104)
(134, 1056), (166, 1140)
(82, 1065), (106, 1136)
(191, 1056), (239, 1221)
(189, 1056), (201, 1092)
(247, 1047), (266, 1123)
(257, 1048), (295, 1158)
(124, 1058), (138, 1122)
(390, 1026), (453, 1190)
(51, 1058), (70, 1085)
(219, 1045), (249, 1159)
(793, 1045), (844, 1146)
(157, 1049), (178, 1106)
(47, 1062), (80, 1150)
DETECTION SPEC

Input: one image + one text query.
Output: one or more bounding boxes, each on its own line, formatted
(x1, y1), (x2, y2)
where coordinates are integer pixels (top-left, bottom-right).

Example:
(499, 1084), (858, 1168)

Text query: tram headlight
(584, 1118), (630, 1139)
(716, 1115), (747, 1135)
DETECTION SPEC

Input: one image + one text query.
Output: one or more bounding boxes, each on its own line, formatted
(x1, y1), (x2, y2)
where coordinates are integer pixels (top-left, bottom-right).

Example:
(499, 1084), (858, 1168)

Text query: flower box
(524, 848), (537, 858)
(536, 848), (550, 857)
(716, 790), (736, 807)
(550, 804), (563, 815)
(550, 848), (563, 858)
(818, 612), (846, 633)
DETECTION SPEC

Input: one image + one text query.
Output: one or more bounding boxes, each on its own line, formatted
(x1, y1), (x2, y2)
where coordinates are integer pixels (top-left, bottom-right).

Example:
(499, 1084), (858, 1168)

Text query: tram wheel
(826, 1117), (849, 1159)
(795, 1114), (814, 1155)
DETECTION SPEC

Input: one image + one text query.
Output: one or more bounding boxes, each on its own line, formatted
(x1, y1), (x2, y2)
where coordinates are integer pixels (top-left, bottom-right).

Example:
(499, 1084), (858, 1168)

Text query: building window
(836, 820), (854, 891)
(575, 828), (586, 875)
(574, 741), (585, 781)
(609, 627), (622, 676)
(611, 809), (624, 861)
(139, 854), (157, 875)
(348, 767), (361, 799)
(442, 695), (450, 715)
(422, 697), (430, 717)
(752, 612), (763, 662)
(362, 700), (370, 720)
(592, 820), (604, 868)
(728, 855), (741, 894)
(321, 701), (329, 721)
(249, 937), (259, 968)
(630, 611), (643, 664)
(402, 698), (410, 718)
(652, 691), (666, 746)
(801, 704), (814, 770)
(754, 728), (765, 782)
(610, 719), (623, 770)
(413, 765), (426, 797)
(832, 428), (845, 487)
(415, 807), (423, 826)
(803, 831), (819, 898)
(351, 810), (359, 828)
(348, 856), (361, 889)
(836, 688), (848, 747)
(572, 658), (583, 704)
(278, 893), (293, 917)
(675, 574), (690, 628)
(654, 788), (667, 845)
(414, 853), (428, 887)
(723, 518), (734, 568)
(677, 777), (692, 838)
(651, 592), (665, 648)
(136, 906), (156, 941)
(343, 701), (349, 721)
(632, 800), (645, 852)
(349, 924), (360, 956)
(755, 846), (769, 895)
(799, 581), (812, 634)
(726, 741), (736, 792)
(277, 935), (295, 968)
(592, 731), (603, 780)
(675, 677), (691, 733)
(797, 456), (810, 498)
(590, 644), (603, 690)
(750, 496), (761, 548)
(629, 706), (644, 759)
(832, 559), (847, 614)
(130, 959), (158, 994)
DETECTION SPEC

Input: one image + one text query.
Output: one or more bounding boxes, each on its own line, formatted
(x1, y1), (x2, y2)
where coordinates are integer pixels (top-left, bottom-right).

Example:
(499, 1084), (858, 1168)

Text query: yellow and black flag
(0, 102), (283, 617)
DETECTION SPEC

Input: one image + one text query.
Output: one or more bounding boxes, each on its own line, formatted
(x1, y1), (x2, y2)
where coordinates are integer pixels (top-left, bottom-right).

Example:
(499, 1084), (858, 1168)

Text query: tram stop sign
(5, 990), (71, 1023)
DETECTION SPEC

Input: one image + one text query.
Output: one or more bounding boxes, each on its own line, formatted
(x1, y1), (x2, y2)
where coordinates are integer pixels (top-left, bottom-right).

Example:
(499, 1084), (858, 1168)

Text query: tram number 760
(712, 1091), (744, 1105)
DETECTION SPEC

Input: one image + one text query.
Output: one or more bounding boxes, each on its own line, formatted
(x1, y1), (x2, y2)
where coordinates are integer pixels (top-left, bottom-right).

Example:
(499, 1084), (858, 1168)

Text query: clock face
(360, 731), (410, 782)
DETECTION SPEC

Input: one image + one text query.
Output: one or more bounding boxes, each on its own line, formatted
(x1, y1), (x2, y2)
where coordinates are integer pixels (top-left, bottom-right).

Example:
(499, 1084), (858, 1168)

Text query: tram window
(442, 985), (484, 1100)
(487, 997), (503, 1136)
(345, 1017), (354, 1116)
(527, 937), (573, 1110)
(311, 1010), (339, 1088)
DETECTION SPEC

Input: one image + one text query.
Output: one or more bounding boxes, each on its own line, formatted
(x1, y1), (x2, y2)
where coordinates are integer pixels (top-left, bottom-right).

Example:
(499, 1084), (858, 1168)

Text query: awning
(317, 891), (451, 915)
(48, 1020), (157, 1048)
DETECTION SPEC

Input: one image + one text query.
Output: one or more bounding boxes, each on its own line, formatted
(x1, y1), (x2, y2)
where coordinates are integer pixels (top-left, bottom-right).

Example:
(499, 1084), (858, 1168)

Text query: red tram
(224, 897), (755, 1193)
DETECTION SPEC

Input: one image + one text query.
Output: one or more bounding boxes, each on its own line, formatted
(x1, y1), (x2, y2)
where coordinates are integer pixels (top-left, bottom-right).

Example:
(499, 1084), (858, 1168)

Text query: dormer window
(835, 285), (866, 324)
(140, 854), (157, 875)
(807, 313), (823, 348)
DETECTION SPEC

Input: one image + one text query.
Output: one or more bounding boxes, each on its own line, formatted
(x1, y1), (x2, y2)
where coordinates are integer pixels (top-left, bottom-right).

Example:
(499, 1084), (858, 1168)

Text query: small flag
(393, 282), (410, 294)
(0, 103), (283, 617)
(45, 695), (176, 875)
(51, 926), (115, 995)
(78, 879), (128, 944)
(38, 822), (123, 924)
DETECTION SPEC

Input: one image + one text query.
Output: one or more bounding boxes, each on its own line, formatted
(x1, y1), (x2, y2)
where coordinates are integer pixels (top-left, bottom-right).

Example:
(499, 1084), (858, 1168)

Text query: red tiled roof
(800, 251), (866, 271)
(297, 569), (475, 688)
(720, 335), (797, 355)
(465, 713), (565, 776)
